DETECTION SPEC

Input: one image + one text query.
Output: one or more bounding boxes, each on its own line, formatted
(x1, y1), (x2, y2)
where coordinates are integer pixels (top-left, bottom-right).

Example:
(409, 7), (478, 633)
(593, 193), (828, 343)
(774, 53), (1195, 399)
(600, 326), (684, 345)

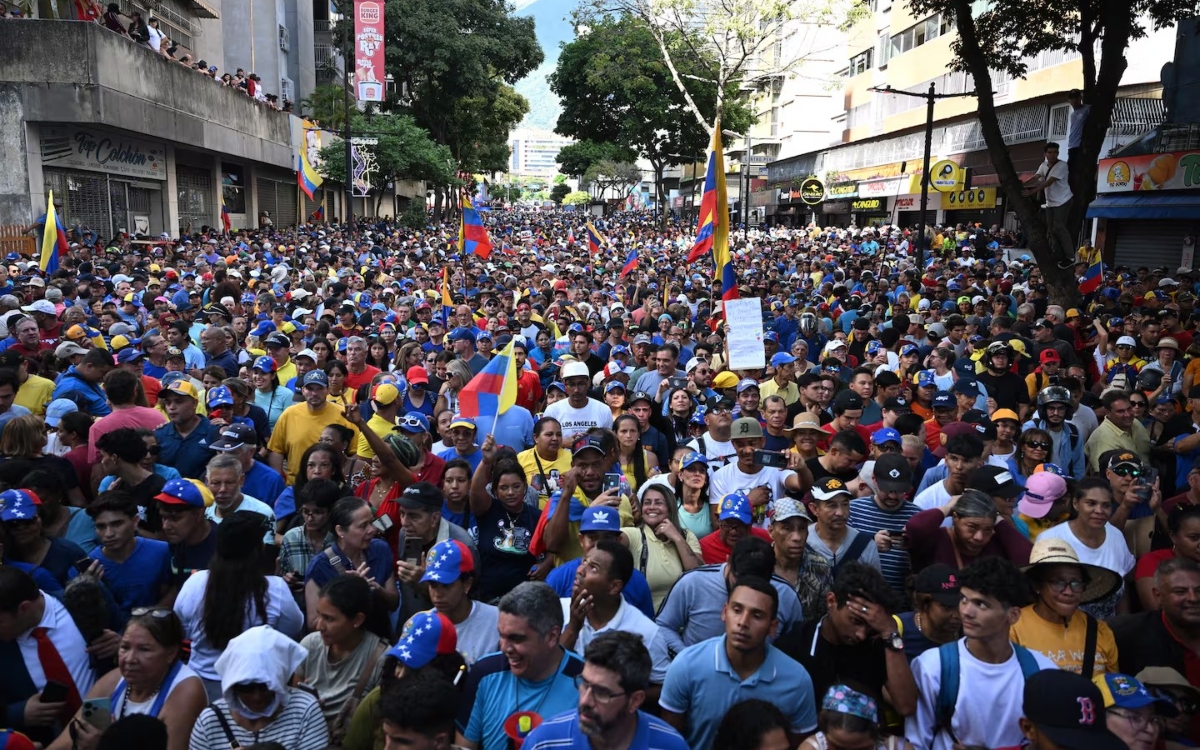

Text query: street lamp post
(343, 5), (354, 228)
(868, 82), (975, 270)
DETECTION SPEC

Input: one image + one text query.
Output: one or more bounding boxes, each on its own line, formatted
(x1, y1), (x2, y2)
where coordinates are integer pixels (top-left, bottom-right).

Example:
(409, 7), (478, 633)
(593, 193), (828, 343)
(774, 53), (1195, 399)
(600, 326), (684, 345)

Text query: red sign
(354, 1), (385, 102)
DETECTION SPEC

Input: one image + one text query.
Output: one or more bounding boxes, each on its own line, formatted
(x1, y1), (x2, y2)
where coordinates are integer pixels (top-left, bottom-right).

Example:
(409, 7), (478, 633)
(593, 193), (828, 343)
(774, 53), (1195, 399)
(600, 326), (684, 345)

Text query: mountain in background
(513, 0), (574, 131)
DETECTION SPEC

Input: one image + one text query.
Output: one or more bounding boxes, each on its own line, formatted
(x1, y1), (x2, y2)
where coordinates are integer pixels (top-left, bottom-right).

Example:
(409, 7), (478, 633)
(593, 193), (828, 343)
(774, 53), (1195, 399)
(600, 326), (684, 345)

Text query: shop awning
(1086, 193), (1200, 220)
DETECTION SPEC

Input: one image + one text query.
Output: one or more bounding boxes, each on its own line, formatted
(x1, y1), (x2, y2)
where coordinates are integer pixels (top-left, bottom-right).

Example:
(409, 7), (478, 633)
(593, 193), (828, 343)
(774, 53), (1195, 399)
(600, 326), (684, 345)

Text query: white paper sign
(725, 298), (765, 370)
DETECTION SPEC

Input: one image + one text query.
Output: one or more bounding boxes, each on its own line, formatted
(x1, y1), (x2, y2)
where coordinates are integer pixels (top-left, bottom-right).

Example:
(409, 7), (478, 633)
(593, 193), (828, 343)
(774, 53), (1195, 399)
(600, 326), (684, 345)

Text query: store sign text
(40, 127), (164, 180)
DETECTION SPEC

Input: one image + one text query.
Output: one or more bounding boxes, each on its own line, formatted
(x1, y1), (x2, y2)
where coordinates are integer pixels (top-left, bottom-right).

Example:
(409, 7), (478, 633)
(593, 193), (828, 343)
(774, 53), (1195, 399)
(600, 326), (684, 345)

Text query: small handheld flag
(457, 338), (518, 421)
(441, 267), (454, 323)
(620, 248), (638, 278)
(39, 191), (68, 274)
(1078, 259), (1103, 295)
(459, 196), (494, 260)
(585, 222), (607, 255)
(310, 205), (324, 222)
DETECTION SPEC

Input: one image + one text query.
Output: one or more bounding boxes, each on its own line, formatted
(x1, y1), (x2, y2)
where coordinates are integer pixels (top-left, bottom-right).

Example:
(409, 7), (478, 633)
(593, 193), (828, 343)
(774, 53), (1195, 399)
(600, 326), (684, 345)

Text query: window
(849, 48), (873, 76)
(887, 13), (951, 61)
(221, 163), (246, 214)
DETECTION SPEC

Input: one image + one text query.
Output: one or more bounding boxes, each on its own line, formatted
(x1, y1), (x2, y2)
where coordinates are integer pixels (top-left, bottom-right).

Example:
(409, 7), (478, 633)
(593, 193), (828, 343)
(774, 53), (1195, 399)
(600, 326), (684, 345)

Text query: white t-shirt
(545, 398), (614, 441)
(146, 24), (164, 53)
(455, 601), (500, 665)
(558, 597), (670, 683)
(906, 640), (1058, 750)
(686, 434), (736, 475)
(709, 463), (796, 529)
(913, 480), (952, 512)
(205, 494), (276, 546)
(1035, 522), (1136, 575)
(1037, 159), (1072, 207)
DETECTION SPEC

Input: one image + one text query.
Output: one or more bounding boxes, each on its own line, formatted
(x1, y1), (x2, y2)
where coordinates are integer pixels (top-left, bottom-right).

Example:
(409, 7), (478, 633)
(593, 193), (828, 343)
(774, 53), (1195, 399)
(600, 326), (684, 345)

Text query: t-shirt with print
(545, 398), (614, 441)
(709, 463), (796, 528)
(475, 498), (540, 603)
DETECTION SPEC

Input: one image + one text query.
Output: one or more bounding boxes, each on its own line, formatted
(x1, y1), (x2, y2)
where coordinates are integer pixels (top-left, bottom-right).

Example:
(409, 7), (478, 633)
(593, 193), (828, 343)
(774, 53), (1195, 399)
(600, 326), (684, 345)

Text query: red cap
(1039, 349), (1060, 363)
(405, 365), (429, 385)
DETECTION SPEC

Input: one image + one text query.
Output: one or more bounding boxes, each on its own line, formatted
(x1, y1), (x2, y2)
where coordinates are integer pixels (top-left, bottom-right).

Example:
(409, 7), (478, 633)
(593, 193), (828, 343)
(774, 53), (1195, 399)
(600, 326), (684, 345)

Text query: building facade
(508, 128), (575, 179)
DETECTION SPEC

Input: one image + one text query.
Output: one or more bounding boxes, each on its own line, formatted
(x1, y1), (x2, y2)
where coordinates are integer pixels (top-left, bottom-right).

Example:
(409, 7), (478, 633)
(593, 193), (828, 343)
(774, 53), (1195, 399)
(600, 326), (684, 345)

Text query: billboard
(354, 1), (386, 102)
(1096, 151), (1200, 193)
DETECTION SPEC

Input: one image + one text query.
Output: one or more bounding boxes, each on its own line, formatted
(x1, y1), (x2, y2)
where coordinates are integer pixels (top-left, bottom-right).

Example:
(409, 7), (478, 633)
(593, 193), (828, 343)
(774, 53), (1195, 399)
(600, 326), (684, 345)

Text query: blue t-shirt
(89, 537), (172, 618)
(523, 709), (689, 750)
(438, 446), (484, 474)
(304, 539), (393, 588)
(243, 460), (286, 509)
(458, 649), (584, 750)
(491, 406), (534, 453)
(546, 558), (655, 620)
(155, 417), (215, 480)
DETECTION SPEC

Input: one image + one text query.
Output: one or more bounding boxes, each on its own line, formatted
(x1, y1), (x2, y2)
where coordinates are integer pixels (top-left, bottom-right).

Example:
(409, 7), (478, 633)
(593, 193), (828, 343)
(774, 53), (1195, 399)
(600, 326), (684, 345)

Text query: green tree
(549, 183), (572, 204)
(584, 160), (642, 201)
(563, 190), (591, 206)
(299, 84), (350, 131)
(317, 113), (456, 216)
(907, 0), (1197, 302)
(556, 140), (638, 179)
(551, 14), (752, 223)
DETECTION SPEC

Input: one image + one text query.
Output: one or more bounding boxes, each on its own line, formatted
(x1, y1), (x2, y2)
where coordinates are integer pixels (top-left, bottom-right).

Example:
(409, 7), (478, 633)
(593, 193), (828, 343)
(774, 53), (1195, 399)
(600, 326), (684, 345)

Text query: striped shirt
(848, 497), (921, 597)
(188, 690), (328, 750)
(523, 709), (689, 749)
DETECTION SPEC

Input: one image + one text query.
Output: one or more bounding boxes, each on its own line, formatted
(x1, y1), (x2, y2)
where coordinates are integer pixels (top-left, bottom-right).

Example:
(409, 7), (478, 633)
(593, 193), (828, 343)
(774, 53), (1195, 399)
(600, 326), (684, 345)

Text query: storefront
(942, 187), (1000, 228)
(822, 199), (852, 227)
(850, 198), (889, 226)
(1088, 150), (1200, 269)
(892, 192), (941, 228)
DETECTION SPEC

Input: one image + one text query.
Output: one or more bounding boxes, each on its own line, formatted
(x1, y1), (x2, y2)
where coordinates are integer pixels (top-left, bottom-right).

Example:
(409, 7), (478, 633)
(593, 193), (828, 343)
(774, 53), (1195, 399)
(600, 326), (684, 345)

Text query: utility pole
(868, 83), (975, 270)
(343, 3), (354, 229)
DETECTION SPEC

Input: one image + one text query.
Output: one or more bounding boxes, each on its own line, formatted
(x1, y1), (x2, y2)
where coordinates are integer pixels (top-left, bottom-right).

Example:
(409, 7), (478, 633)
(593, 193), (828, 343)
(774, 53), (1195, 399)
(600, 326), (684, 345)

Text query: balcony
(0, 20), (294, 169)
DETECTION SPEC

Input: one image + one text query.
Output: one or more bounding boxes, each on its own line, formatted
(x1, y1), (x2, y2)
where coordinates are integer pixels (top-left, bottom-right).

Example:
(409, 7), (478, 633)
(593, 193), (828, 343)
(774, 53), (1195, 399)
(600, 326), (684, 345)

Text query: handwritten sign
(40, 127), (164, 180)
(725, 298), (765, 370)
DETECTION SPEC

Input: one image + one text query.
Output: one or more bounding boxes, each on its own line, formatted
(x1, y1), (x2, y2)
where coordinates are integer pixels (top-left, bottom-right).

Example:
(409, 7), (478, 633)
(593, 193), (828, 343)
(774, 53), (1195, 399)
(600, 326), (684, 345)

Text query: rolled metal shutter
(45, 168), (111, 238)
(176, 166), (213, 233)
(1113, 220), (1197, 270)
(275, 182), (298, 228)
(256, 179), (278, 225)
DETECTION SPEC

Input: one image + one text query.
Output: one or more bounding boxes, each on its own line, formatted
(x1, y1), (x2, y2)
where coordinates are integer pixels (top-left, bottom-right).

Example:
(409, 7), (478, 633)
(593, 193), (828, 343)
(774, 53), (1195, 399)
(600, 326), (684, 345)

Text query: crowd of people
(0, 204), (1197, 750)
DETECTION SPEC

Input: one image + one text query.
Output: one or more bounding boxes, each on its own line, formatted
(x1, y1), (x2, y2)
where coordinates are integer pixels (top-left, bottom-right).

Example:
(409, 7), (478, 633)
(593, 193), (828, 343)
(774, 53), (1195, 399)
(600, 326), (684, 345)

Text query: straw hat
(1022, 537), (1121, 604)
(783, 411), (825, 437)
(1157, 337), (1181, 353)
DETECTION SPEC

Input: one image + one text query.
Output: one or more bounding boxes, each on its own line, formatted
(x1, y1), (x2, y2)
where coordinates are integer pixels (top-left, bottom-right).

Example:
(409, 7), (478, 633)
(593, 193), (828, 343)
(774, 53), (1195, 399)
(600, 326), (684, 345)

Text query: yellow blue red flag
(39, 191), (67, 274)
(686, 126), (736, 301)
(457, 338), (517, 420)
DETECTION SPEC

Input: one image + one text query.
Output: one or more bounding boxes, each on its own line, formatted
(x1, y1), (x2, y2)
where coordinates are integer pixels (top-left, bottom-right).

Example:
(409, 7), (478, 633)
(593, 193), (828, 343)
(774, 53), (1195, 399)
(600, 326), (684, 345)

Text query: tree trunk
(950, 0), (1082, 306)
(653, 161), (667, 229)
(433, 185), (445, 224)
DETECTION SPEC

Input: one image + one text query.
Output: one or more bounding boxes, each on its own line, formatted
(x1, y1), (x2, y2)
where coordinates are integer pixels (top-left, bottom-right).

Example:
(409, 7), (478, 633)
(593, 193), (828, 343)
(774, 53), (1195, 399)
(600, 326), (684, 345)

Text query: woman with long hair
(613, 413), (657, 493)
(173, 512), (304, 700)
(926, 346), (956, 390)
(659, 387), (696, 446)
(469, 438), (546, 602)
(310, 337), (333, 368)
(278, 479), (341, 593)
(1006, 428), (1053, 487)
(273, 443), (347, 530)
(325, 360), (356, 408)
(517, 417), (572, 509)
(626, 481), (702, 609)
(672, 450), (713, 538)
(303, 497), (399, 629)
(295, 576), (388, 738)
(378, 322), (399, 359)
(320, 423), (369, 490)
(250, 356), (291, 432)
(0, 415), (85, 506)
(364, 336), (391, 372)
(47, 609), (207, 750)
(897, 344), (922, 385)
(395, 341), (424, 375)
(603, 381), (627, 421)
(1136, 502), (1200, 609)
(435, 360), (473, 415)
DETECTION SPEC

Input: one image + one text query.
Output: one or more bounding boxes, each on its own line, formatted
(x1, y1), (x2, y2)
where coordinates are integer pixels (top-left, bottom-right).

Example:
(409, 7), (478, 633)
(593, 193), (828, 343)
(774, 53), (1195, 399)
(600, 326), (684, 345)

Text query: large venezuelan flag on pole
(39, 191), (68, 274)
(297, 153), (323, 201)
(459, 196), (494, 260)
(457, 338), (517, 421)
(585, 221), (608, 255)
(686, 126), (736, 301)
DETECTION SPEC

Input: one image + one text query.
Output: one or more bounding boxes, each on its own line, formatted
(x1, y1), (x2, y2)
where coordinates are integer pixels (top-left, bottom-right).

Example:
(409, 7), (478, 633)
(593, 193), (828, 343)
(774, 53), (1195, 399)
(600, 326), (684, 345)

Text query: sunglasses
(1024, 440), (1052, 450)
(1130, 400), (1147, 408)
(131, 606), (174, 618)
(1111, 466), (1144, 478)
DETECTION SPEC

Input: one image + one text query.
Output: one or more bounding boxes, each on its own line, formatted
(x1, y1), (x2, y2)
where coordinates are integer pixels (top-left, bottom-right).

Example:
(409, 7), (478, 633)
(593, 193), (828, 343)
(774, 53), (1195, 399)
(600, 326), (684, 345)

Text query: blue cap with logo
(718, 492), (752, 525)
(932, 391), (956, 408)
(0, 489), (41, 522)
(915, 370), (937, 388)
(581, 505), (621, 533)
(872, 427), (902, 446)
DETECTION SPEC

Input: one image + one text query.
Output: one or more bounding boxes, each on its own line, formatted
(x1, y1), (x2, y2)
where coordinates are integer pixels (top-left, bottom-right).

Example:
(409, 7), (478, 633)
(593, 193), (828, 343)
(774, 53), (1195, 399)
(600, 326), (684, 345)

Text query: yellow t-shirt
(267, 402), (359, 484)
(356, 413), (396, 460)
(1019, 510), (1071, 542)
(16, 374), (56, 416)
(622, 525), (702, 610)
(276, 358), (298, 388)
(1010, 606), (1119, 676)
(516, 448), (572, 509)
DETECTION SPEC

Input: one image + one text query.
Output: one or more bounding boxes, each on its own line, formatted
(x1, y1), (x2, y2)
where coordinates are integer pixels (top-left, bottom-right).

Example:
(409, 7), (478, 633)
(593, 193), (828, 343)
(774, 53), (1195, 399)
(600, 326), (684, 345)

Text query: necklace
(117, 683), (162, 719)
(914, 611), (925, 635)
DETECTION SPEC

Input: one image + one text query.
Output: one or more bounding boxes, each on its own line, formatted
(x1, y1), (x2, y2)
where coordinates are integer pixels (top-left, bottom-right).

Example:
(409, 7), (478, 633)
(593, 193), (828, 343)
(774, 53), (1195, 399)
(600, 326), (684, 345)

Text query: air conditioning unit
(279, 25), (290, 52)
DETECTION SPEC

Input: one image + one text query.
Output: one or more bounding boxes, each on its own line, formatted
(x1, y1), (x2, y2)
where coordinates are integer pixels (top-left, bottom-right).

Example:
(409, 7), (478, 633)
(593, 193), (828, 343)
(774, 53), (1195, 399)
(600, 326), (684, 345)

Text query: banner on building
(1096, 151), (1200, 193)
(825, 183), (858, 200)
(930, 160), (963, 192)
(944, 187), (997, 209)
(40, 126), (165, 180)
(354, 1), (386, 102)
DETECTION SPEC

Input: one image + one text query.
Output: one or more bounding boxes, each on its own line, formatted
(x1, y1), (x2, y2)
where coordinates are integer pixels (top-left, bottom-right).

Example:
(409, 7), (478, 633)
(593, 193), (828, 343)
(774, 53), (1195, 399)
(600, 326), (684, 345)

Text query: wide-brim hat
(1022, 537), (1121, 604)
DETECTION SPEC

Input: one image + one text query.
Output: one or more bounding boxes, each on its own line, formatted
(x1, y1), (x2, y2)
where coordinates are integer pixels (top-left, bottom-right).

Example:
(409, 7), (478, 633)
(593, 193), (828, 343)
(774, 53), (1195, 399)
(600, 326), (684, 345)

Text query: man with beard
(1023, 385), (1084, 478)
(976, 341), (1031, 419)
(659, 577), (818, 749)
(522, 631), (688, 750)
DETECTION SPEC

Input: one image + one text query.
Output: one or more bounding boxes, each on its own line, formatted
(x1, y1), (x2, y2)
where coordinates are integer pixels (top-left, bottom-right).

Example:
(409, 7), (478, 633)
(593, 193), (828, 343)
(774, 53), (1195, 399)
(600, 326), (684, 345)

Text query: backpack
(933, 641), (1041, 743)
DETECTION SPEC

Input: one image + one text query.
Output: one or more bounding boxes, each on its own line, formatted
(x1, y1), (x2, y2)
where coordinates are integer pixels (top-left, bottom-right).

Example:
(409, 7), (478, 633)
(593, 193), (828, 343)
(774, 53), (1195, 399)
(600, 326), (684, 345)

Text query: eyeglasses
(1156, 689), (1200, 715)
(1046, 578), (1085, 593)
(1112, 466), (1144, 478)
(1108, 709), (1163, 733)
(130, 607), (174, 618)
(573, 675), (626, 704)
(876, 443), (901, 453)
(1024, 440), (1052, 450)
(708, 406), (732, 415)
(300, 507), (329, 518)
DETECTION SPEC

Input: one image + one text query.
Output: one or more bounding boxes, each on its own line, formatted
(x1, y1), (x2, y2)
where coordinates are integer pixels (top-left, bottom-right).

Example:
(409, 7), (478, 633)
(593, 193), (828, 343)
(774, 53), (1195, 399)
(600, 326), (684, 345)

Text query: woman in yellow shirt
(516, 416), (572, 509)
(1010, 537), (1121, 676)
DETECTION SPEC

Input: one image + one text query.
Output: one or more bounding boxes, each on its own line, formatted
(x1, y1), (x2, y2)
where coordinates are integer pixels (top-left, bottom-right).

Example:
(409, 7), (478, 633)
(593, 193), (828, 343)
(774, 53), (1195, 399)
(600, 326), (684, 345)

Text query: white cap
(562, 361), (590, 380)
(1159, 278), (1178, 287)
(294, 348), (318, 361)
(1116, 335), (1138, 347)
(685, 357), (703, 373)
(823, 339), (848, 354)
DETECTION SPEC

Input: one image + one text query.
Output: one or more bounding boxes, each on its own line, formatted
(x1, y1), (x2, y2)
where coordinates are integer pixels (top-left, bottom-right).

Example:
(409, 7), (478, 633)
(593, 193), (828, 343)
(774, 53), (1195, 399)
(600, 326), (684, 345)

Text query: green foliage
(316, 113), (455, 194)
(549, 183), (572, 204)
(492, 184), (523, 203)
(299, 84), (350, 131)
(553, 174), (567, 185)
(584, 160), (642, 199)
(399, 200), (430, 230)
(556, 140), (638, 177)
(563, 190), (591, 206)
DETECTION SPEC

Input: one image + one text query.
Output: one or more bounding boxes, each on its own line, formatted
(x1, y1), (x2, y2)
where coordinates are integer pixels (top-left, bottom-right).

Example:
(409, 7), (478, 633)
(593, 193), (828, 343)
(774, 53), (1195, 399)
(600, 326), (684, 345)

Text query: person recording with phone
(710, 418), (812, 530)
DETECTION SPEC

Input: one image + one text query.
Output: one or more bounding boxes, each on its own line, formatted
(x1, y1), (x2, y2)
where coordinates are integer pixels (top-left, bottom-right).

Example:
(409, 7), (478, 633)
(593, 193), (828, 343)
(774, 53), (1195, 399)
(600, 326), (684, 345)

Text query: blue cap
(866, 340), (883, 355)
(915, 370), (937, 388)
(45, 398), (78, 428)
(419, 539), (474, 584)
(252, 355), (277, 373)
(250, 320), (276, 338)
(387, 610), (458, 669)
(952, 379), (980, 397)
(448, 327), (476, 344)
(770, 352), (797, 368)
(581, 505), (621, 533)
(736, 378), (760, 393)
(932, 391), (956, 408)
(872, 427), (902, 446)
(115, 348), (145, 364)
(397, 413), (430, 434)
(206, 385), (235, 409)
(0, 489), (41, 522)
(953, 359), (977, 377)
(547, 381), (566, 393)
(763, 331), (779, 343)
(900, 344), (919, 357)
(604, 380), (626, 393)
(718, 492), (752, 525)
(680, 451), (709, 470)
(301, 370), (329, 387)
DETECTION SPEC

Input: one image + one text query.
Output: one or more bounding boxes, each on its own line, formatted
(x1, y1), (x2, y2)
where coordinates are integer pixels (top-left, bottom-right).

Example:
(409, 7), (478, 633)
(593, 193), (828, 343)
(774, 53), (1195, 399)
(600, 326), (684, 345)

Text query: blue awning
(1087, 192), (1200, 220)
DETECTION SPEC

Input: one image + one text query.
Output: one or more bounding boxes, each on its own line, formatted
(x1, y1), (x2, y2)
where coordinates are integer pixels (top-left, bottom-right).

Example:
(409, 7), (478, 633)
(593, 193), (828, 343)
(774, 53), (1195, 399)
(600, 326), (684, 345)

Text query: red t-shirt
(1135, 548), (1175, 581)
(345, 365), (381, 392)
(515, 370), (543, 413)
(699, 527), (773, 564)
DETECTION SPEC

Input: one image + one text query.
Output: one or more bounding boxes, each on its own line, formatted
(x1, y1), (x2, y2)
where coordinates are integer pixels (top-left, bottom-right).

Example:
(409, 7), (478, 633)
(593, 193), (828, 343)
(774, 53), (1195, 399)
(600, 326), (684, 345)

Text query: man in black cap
(393, 481), (479, 624)
(897, 564), (962, 660)
(850, 453), (921, 597)
(686, 394), (736, 474)
(1001, 670), (1126, 750)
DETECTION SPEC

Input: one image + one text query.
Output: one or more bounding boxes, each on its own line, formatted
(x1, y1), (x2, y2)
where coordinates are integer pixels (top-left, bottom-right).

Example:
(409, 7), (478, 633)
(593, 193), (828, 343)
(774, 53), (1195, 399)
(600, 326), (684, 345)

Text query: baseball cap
(448, 327), (477, 343)
(162, 380), (200, 400)
(372, 382), (400, 406)
(1093, 673), (1178, 716)
(209, 423), (258, 451)
(1020, 671), (1125, 750)
(627, 390), (653, 405)
(736, 378), (760, 393)
(991, 408), (1020, 423)
(405, 365), (429, 386)
(561, 361), (589, 380)
(448, 414), (476, 431)
(731, 417), (764, 439)
(771, 352), (797, 368)
(915, 370), (937, 388)
(54, 341), (87, 361)
(572, 434), (606, 457)
(206, 385), (235, 409)
(0, 489), (41, 523)
(931, 391), (956, 409)
(832, 390), (864, 412)
(951, 379), (980, 398)
(251, 355), (276, 373)
(1103, 450), (1144, 474)
(872, 427), (902, 446)
(1116, 335), (1137, 347)
(679, 451), (708, 470)
(264, 332), (291, 348)
(968, 465), (1022, 499)
(580, 505), (621, 533)
(294, 348), (318, 362)
(398, 482), (443, 511)
(21, 300), (56, 316)
(1018, 471), (1069, 518)
(811, 477), (853, 502)
(713, 371), (739, 389)
(872, 453), (912, 493)
(913, 563), (962, 606)
(420, 539), (475, 584)
(44, 398), (78, 428)
(1040, 349), (1061, 363)
(388, 610), (458, 669)
(718, 492), (752, 525)
(397, 413), (431, 434)
(882, 396), (911, 412)
(771, 497), (814, 524)
(154, 478), (214, 508)
(301, 370), (329, 388)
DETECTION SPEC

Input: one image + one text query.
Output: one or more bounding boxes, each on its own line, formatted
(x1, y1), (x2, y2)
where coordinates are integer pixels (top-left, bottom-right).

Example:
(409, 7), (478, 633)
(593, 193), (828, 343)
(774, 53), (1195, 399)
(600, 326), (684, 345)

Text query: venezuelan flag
(297, 153), (323, 202)
(310, 205), (324, 222)
(457, 338), (517, 420)
(441, 267), (454, 323)
(220, 191), (231, 234)
(39, 191), (68, 274)
(620, 248), (638, 278)
(687, 127), (728, 266)
(586, 221), (607, 255)
(1078, 259), (1103, 295)
(459, 196), (493, 260)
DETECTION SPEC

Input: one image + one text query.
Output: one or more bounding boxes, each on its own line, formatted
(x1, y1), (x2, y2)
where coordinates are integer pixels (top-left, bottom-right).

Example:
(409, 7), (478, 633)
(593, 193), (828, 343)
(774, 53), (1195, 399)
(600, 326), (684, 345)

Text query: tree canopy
(556, 140), (638, 178)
